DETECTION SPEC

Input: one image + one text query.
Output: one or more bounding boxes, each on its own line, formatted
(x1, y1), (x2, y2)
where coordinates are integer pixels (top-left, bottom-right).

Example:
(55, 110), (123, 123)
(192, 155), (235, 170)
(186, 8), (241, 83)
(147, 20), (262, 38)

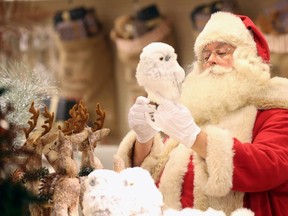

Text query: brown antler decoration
(92, 103), (106, 132)
(41, 106), (54, 136)
(58, 100), (89, 135)
(23, 101), (40, 139)
(78, 100), (89, 125)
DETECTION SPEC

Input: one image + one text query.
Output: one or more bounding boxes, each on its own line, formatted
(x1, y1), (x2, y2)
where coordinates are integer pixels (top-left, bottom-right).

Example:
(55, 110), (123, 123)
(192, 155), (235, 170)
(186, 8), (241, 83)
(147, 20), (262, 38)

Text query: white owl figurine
(136, 42), (185, 105)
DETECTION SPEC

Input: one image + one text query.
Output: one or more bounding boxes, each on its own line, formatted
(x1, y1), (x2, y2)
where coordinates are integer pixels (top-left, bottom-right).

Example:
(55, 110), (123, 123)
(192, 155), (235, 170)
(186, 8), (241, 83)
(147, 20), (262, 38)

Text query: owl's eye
(159, 57), (164, 61)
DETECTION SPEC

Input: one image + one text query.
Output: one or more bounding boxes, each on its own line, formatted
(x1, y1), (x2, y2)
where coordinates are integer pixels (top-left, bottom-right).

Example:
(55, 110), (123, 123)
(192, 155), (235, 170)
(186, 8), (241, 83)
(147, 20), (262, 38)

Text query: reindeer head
(22, 102), (54, 155)
(78, 103), (110, 151)
(43, 101), (89, 170)
(20, 102), (54, 174)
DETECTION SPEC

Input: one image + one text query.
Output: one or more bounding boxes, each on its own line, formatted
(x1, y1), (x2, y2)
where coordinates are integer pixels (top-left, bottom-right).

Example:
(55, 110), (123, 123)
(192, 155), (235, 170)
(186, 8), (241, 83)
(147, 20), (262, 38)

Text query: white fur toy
(82, 168), (254, 216)
(163, 207), (254, 216)
(82, 167), (164, 216)
(82, 169), (128, 216)
(136, 42), (185, 104)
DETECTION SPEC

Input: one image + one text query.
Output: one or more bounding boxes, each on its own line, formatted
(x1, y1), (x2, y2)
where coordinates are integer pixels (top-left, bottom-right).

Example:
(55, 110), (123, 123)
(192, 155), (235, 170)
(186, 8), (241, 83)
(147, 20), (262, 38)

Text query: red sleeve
(232, 108), (288, 192)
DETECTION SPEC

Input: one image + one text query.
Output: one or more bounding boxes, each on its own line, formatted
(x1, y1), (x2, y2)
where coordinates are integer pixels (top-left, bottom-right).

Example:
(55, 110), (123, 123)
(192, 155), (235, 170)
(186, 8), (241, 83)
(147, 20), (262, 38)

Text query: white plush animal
(82, 168), (254, 216)
(120, 167), (163, 216)
(82, 167), (164, 216)
(136, 42), (185, 104)
(82, 169), (128, 216)
(163, 207), (255, 216)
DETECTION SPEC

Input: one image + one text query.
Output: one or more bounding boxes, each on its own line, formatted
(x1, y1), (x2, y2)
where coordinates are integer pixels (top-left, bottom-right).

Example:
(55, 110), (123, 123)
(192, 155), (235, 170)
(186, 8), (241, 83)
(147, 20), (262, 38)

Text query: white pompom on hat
(194, 11), (270, 63)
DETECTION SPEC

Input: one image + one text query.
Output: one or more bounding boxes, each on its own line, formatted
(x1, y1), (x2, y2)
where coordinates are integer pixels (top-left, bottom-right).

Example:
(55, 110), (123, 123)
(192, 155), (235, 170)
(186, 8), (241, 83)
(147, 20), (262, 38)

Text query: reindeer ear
(90, 128), (110, 147)
(58, 130), (65, 141)
(68, 128), (89, 144)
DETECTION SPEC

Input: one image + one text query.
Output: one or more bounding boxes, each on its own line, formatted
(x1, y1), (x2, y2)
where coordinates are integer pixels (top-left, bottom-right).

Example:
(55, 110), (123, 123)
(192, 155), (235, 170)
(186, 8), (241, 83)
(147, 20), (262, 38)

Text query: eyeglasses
(200, 47), (233, 63)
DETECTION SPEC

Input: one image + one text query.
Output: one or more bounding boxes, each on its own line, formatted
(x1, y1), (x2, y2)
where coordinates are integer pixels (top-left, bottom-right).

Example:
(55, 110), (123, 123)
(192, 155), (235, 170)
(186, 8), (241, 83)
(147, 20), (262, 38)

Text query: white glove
(154, 99), (201, 148)
(128, 96), (158, 143)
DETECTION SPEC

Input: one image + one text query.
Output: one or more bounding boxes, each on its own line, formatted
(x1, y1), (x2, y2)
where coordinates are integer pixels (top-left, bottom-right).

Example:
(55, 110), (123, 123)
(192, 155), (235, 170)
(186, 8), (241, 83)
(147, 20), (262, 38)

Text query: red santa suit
(116, 12), (288, 216)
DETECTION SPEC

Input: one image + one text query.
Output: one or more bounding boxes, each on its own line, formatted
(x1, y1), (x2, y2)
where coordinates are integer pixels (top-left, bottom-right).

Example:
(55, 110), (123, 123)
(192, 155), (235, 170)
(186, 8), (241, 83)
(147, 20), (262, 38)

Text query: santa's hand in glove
(154, 99), (201, 149)
(128, 96), (158, 143)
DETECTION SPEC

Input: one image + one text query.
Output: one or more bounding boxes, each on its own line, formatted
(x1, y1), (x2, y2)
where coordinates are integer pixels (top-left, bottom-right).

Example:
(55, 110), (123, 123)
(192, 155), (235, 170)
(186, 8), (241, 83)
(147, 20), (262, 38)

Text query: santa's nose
(207, 53), (218, 65)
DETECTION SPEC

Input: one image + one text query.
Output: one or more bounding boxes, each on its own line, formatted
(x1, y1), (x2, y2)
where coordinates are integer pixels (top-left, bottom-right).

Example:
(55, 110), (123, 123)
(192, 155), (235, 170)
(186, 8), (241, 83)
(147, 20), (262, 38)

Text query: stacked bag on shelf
(190, 0), (239, 32)
(110, 4), (177, 135)
(51, 6), (118, 140)
(54, 7), (101, 41)
(256, 0), (288, 78)
(110, 4), (177, 78)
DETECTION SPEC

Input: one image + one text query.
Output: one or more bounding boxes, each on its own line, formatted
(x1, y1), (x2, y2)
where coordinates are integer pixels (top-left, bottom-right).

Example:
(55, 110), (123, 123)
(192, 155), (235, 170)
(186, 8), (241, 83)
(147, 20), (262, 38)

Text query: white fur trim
(193, 106), (257, 214)
(192, 127), (240, 213)
(115, 131), (137, 167)
(202, 125), (235, 196)
(251, 76), (288, 109)
(158, 144), (192, 210)
(141, 134), (165, 174)
(115, 131), (164, 175)
(194, 11), (256, 60)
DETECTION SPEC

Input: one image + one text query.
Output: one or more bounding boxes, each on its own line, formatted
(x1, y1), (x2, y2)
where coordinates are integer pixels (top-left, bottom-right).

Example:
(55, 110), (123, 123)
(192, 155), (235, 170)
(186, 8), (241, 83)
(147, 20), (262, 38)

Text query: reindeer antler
(41, 106), (54, 136)
(58, 100), (89, 135)
(78, 100), (89, 126)
(92, 103), (106, 132)
(23, 101), (40, 139)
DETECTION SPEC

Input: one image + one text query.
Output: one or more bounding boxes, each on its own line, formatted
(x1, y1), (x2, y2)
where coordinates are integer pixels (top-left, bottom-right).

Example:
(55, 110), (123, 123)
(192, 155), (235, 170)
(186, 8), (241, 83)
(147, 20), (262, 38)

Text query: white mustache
(202, 65), (234, 76)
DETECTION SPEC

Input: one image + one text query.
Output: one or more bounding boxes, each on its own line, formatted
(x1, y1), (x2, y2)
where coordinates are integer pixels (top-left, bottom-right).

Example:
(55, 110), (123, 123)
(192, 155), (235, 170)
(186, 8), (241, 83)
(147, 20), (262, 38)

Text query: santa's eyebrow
(202, 42), (230, 52)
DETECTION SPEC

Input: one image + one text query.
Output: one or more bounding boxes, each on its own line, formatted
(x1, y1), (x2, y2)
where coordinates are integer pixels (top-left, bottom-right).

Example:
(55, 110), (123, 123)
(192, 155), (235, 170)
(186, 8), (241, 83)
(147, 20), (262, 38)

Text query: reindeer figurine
(40, 101), (102, 215)
(77, 102), (110, 174)
(13, 102), (55, 216)
(18, 102), (80, 216)
(41, 126), (82, 216)
(33, 100), (110, 215)
(57, 101), (110, 211)
(12, 100), (110, 216)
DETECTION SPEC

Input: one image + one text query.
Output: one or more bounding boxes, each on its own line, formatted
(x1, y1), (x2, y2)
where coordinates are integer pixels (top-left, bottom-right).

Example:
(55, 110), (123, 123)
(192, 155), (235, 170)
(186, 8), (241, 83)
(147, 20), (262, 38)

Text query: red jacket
(180, 108), (288, 215)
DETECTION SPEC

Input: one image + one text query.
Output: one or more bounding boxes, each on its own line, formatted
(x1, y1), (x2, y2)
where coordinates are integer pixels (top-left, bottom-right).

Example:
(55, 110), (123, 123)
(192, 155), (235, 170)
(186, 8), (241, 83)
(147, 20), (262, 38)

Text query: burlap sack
(55, 33), (119, 140)
(110, 17), (178, 134)
(110, 17), (177, 83)
(263, 33), (288, 78)
(270, 53), (288, 78)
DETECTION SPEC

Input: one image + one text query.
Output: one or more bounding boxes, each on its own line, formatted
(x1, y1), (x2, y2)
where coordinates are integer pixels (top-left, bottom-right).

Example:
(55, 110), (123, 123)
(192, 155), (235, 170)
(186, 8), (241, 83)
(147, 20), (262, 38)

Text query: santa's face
(180, 47), (270, 125)
(201, 42), (236, 70)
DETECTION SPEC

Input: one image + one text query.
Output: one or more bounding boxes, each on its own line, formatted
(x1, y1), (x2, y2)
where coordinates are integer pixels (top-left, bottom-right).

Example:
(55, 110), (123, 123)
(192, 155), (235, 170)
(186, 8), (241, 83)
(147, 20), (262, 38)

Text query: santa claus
(116, 11), (288, 216)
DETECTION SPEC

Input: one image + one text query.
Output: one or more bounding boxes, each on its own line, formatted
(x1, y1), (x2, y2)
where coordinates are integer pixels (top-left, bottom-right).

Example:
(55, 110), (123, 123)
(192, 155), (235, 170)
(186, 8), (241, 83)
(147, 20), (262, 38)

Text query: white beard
(180, 59), (270, 125)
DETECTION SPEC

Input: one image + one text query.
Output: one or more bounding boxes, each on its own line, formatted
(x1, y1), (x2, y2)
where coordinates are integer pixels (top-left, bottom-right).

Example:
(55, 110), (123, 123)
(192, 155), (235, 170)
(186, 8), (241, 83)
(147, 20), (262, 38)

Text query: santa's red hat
(194, 11), (270, 63)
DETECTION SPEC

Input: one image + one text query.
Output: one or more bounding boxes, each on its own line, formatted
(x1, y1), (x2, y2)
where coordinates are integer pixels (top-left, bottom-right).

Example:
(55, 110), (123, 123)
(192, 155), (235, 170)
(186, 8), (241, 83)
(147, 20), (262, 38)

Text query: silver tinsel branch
(0, 62), (58, 145)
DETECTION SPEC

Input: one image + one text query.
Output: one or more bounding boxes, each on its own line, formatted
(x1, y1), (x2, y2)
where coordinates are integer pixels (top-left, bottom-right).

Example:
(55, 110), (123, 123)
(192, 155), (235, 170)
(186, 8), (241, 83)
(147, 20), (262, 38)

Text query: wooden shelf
(264, 33), (288, 54)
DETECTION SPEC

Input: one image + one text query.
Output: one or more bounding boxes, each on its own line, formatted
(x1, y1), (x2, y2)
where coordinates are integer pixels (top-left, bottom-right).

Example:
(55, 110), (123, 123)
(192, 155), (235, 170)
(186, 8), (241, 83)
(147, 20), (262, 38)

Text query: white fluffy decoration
(82, 167), (164, 216)
(163, 207), (225, 216)
(136, 42), (185, 104)
(82, 168), (255, 216)
(82, 169), (127, 216)
(231, 208), (255, 216)
(163, 207), (254, 216)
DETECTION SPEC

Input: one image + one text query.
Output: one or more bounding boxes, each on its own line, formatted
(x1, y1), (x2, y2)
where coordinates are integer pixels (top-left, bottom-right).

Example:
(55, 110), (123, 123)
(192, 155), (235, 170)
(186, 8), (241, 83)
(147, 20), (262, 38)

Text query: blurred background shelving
(1, 0), (287, 145)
